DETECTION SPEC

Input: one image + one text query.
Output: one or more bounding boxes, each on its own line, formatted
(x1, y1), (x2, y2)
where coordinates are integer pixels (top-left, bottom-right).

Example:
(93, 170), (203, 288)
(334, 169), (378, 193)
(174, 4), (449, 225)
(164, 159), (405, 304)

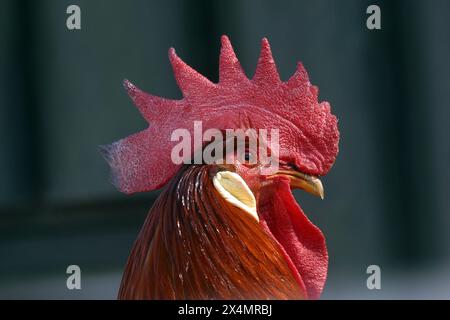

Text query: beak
(273, 170), (325, 199)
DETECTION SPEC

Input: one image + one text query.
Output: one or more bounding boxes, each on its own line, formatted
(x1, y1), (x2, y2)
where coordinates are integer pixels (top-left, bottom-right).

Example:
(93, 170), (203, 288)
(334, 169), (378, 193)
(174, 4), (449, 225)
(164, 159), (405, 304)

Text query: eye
(243, 150), (257, 165)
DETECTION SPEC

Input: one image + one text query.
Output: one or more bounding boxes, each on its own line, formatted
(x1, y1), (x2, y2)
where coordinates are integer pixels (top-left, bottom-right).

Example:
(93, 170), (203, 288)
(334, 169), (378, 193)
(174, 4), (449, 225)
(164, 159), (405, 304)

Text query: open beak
(273, 170), (325, 199)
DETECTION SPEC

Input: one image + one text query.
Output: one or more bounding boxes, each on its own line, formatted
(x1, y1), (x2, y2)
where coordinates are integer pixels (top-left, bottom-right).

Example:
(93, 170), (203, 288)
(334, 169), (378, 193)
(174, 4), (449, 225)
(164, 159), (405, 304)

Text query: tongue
(258, 177), (328, 300)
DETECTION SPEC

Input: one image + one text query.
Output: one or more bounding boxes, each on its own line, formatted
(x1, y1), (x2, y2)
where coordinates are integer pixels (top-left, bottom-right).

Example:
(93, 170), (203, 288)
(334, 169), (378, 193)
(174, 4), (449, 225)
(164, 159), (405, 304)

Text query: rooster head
(102, 36), (339, 299)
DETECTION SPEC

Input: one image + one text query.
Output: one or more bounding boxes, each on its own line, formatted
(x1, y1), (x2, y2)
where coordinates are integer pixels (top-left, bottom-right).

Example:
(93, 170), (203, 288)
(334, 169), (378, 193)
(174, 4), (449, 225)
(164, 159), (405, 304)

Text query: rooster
(101, 36), (339, 300)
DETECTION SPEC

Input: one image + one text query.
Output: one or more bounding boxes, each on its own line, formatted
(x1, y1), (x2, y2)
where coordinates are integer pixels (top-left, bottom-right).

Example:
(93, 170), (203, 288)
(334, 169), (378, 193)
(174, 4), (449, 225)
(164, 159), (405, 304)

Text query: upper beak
(273, 170), (325, 199)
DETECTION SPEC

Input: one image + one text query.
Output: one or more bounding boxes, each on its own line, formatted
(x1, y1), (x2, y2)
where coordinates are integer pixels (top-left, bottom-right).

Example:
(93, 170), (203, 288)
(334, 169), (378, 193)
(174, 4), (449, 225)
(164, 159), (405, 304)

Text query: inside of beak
(273, 170), (324, 199)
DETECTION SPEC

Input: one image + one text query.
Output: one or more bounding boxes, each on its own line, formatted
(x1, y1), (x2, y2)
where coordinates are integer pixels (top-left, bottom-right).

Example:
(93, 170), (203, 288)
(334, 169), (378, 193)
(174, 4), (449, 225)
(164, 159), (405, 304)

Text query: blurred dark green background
(1, 0), (449, 299)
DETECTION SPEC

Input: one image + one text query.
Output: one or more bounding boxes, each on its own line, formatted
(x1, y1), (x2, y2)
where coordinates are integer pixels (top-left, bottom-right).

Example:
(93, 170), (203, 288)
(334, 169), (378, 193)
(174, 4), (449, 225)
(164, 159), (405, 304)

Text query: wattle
(258, 176), (328, 299)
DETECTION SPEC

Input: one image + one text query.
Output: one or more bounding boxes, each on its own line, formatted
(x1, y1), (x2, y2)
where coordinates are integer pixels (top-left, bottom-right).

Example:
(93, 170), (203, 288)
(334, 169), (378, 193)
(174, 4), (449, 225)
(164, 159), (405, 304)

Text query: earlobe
(212, 171), (259, 222)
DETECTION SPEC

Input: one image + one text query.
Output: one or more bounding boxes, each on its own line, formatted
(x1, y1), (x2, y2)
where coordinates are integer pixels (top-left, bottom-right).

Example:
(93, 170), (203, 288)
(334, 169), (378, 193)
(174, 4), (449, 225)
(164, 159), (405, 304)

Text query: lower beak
(273, 170), (325, 199)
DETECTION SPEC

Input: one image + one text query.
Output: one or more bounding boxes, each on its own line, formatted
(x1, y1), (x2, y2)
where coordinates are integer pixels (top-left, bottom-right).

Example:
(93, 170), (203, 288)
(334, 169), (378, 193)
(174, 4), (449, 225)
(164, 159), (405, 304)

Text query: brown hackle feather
(117, 164), (303, 299)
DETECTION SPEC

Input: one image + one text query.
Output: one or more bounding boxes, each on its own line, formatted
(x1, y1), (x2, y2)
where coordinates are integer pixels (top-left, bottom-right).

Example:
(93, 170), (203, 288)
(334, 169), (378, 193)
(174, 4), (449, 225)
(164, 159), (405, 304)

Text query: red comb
(101, 36), (339, 194)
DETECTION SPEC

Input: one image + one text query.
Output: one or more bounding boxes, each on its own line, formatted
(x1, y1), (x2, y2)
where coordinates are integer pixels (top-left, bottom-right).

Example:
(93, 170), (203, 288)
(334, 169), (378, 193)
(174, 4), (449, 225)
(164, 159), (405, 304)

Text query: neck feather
(118, 165), (302, 299)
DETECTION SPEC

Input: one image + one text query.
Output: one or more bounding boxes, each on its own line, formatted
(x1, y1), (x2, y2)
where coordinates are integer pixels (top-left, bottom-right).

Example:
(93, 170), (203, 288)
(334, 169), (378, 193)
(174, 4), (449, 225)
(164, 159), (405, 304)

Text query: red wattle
(258, 176), (328, 299)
